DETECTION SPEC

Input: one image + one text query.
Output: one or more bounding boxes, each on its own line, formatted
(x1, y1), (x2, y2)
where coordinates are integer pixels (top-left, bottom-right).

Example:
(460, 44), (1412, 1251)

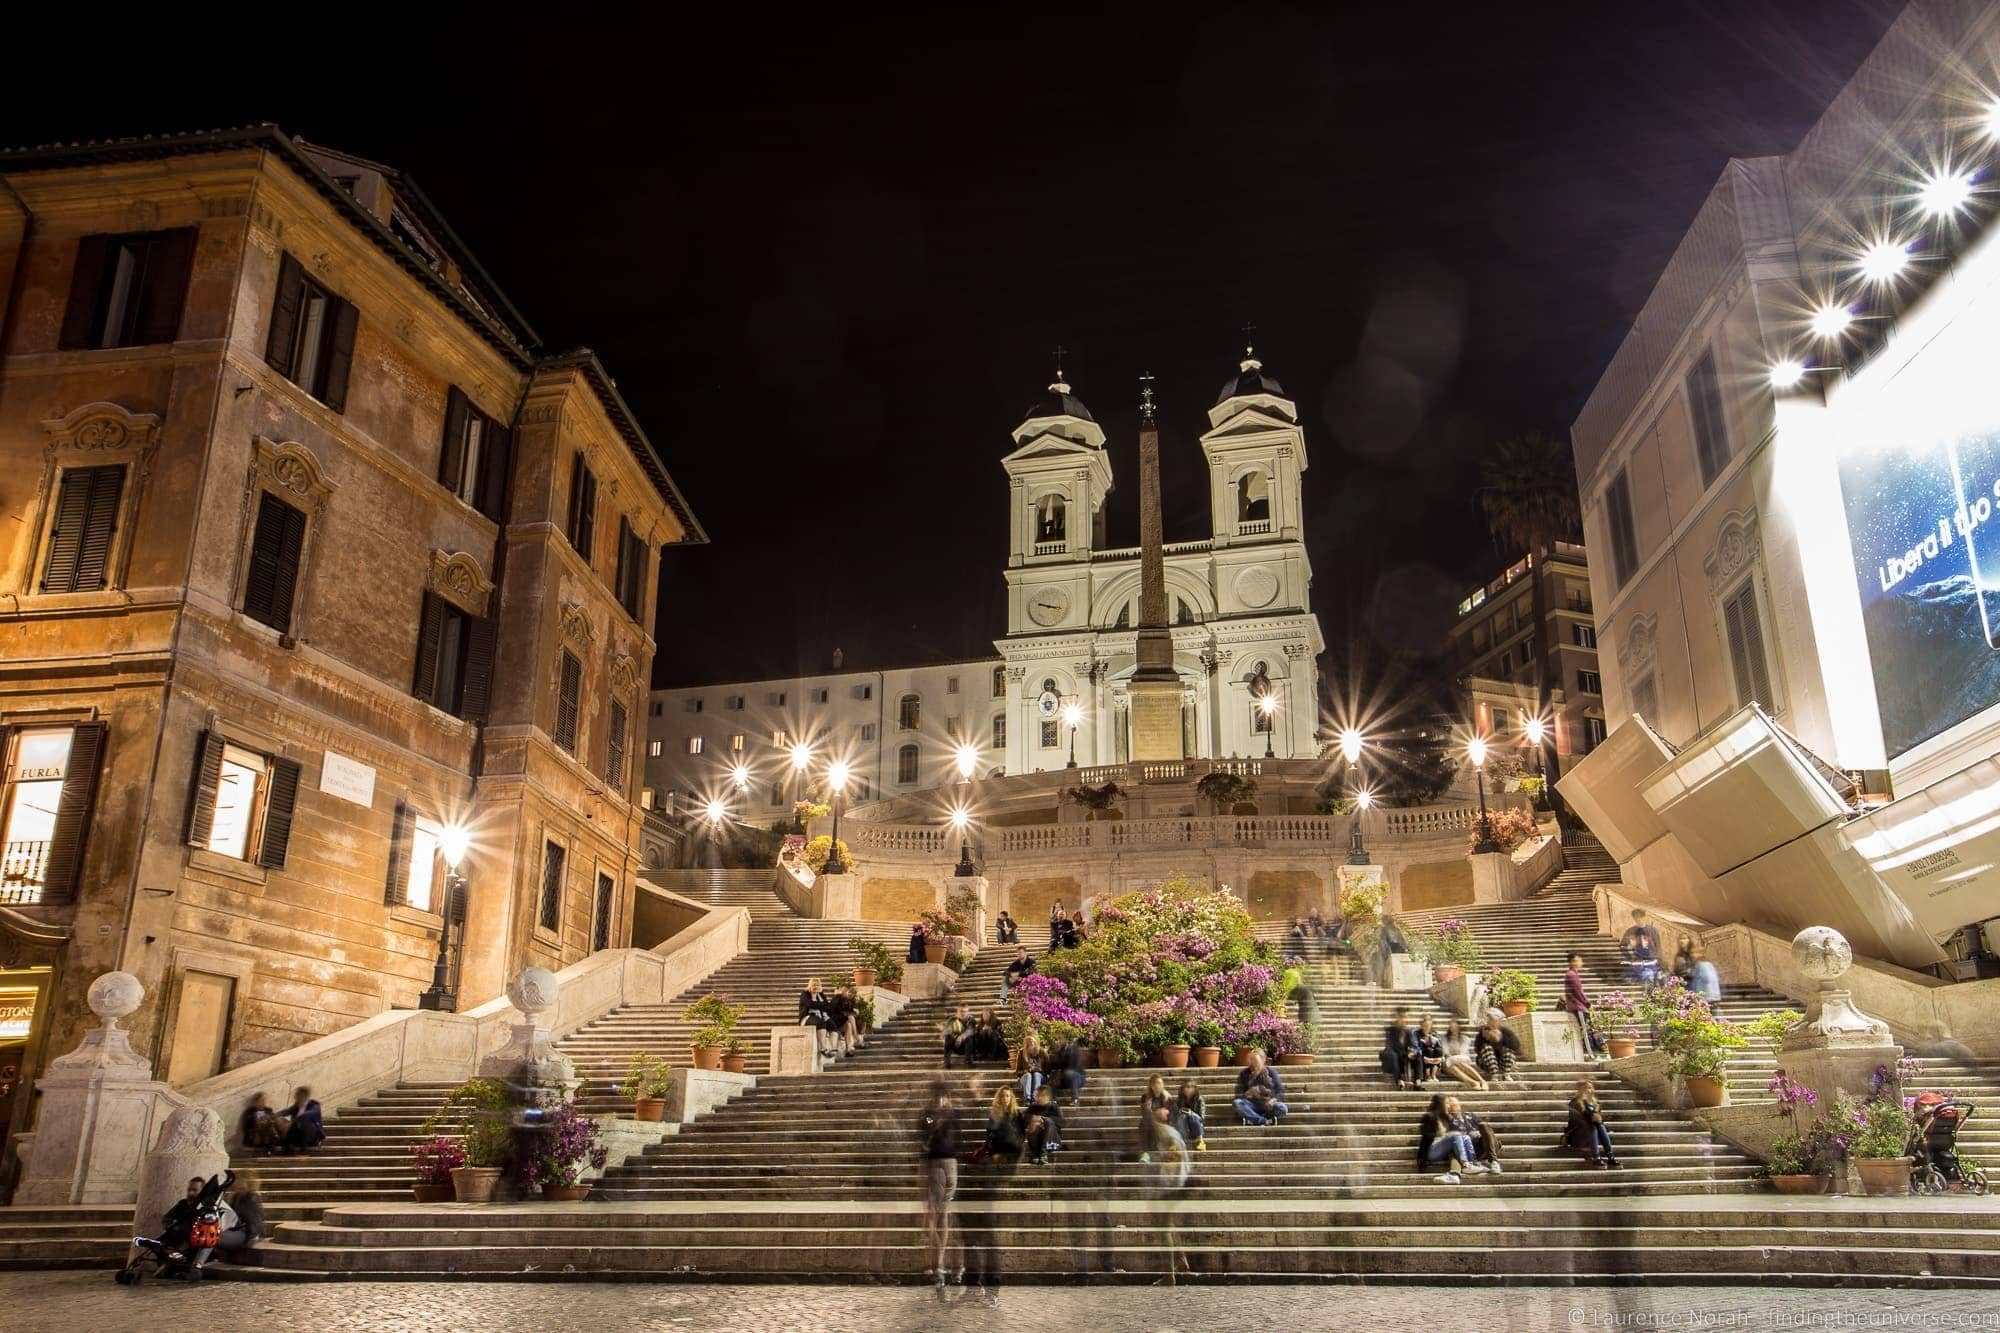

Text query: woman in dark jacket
(798, 979), (838, 1055)
(1413, 1016), (1446, 1085)
(278, 1087), (324, 1153)
(1048, 1036), (1086, 1106)
(1564, 1077), (1619, 1167)
(238, 1092), (280, 1154)
(907, 923), (929, 965)
(1379, 1007), (1423, 1088)
(219, 1169), (265, 1256)
(985, 1088), (1026, 1164)
(1022, 1084), (1064, 1163)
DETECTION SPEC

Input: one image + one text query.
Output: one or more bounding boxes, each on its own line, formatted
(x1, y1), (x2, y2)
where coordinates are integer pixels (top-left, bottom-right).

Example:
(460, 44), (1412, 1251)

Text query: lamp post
(1258, 693), (1278, 759)
(1062, 702), (1082, 769)
(823, 760), (850, 875)
(951, 807), (976, 877)
(1468, 735), (1500, 854)
(1339, 728), (1369, 865)
(955, 742), (979, 784)
(419, 822), (471, 1012)
(1523, 716), (1548, 809)
(789, 741), (812, 833)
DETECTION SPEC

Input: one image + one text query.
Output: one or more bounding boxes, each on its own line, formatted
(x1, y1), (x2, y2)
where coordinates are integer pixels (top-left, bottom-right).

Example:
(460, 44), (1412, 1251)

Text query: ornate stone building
(0, 127), (702, 1177)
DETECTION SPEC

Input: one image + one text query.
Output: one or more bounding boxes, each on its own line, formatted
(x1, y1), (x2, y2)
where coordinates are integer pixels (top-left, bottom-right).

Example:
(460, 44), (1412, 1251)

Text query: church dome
(1023, 377), (1095, 424)
(1217, 355), (1284, 406)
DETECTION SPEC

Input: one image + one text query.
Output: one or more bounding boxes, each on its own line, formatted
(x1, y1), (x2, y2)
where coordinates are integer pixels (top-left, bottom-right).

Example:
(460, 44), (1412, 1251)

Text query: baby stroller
(116, 1172), (237, 1283)
(1910, 1093), (1989, 1195)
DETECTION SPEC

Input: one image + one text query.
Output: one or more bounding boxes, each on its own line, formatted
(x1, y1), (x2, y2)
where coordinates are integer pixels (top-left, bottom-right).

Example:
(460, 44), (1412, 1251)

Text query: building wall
(1446, 544), (1603, 772)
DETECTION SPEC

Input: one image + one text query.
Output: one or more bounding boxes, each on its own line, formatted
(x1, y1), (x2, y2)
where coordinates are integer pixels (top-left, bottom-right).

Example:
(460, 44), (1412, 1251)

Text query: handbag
(966, 1142), (991, 1166)
(189, 1215), (222, 1248)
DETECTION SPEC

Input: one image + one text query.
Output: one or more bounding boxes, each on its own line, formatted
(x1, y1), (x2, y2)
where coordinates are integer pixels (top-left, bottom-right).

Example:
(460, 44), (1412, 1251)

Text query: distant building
(0, 127), (702, 1169)
(1445, 541), (1603, 777)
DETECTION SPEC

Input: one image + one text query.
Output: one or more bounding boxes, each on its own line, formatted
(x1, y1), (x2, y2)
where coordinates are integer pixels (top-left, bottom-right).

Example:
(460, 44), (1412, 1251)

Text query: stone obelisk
(1127, 374), (1183, 760)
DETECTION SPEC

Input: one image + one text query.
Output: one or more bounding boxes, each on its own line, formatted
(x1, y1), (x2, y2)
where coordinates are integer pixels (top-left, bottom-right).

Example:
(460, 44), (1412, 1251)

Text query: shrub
(1848, 1095), (1916, 1161)
(412, 1135), (465, 1185)
(618, 1052), (673, 1101)
(1337, 882), (1384, 920)
(803, 835), (851, 874)
(683, 994), (745, 1047)
(1194, 772), (1257, 809)
(422, 1077), (513, 1169)
(1589, 989), (1643, 1039)
(848, 937), (903, 984)
(1657, 1014), (1746, 1082)
(1486, 968), (1538, 1009)
(1468, 805), (1539, 855)
(1059, 780), (1124, 811)
(1409, 917), (1483, 970)
(517, 1100), (608, 1192)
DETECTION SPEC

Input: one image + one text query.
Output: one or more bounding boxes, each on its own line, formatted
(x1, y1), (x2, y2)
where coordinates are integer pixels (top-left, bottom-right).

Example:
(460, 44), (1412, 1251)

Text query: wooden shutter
(243, 492), (307, 632)
(183, 729), (227, 848)
(411, 591), (446, 704)
(615, 517), (634, 612)
(41, 721), (107, 904)
(265, 253), (306, 378)
(72, 465), (125, 591)
(59, 235), (112, 350)
(539, 841), (566, 931)
(133, 228), (197, 346)
(256, 755), (302, 868)
(320, 297), (359, 413)
(460, 616), (498, 722)
(1725, 585), (1773, 708)
(555, 651), (582, 752)
(383, 800), (414, 906)
(475, 419), (512, 523)
(607, 698), (628, 792)
(41, 468), (94, 592)
(593, 872), (613, 952)
(438, 387), (470, 492)
(567, 456), (596, 558)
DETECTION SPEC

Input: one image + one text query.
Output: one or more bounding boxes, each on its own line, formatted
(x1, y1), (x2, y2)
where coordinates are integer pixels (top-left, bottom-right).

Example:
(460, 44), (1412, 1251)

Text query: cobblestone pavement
(4, 1275), (2000, 1333)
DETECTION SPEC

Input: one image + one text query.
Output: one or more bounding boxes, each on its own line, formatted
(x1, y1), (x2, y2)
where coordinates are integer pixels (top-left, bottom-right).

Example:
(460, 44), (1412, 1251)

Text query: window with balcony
(1, 723), (106, 906)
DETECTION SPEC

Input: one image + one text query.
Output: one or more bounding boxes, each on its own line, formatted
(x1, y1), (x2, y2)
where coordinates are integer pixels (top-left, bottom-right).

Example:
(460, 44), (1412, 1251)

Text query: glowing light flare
(729, 763), (751, 790)
(1060, 703), (1082, 728)
(1524, 718), (1547, 747)
(703, 798), (727, 823)
(1986, 100), (2000, 140)
(437, 823), (471, 872)
(1338, 728), (1364, 765)
(1355, 789), (1374, 810)
(1467, 736), (1488, 768)
(1916, 167), (1976, 218)
(1768, 359), (1808, 390)
(1857, 239), (1911, 284)
(827, 759), (851, 793)
(954, 743), (980, 780)
(1257, 694), (1279, 718)
(948, 807), (971, 831)
(789, 742), (812, 772)
(1809, 303), (1852, 339)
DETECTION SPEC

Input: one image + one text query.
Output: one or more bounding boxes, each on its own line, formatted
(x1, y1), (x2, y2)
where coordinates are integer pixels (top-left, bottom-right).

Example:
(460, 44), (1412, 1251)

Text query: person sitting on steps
(970, 1007), (1009, 1064)
(1380, 1006), (1424, 1089)
(995, 911), (1018, 945)
(1003, 946), (1036, 998)
(1441, 1019), (1487, 1089)
(1023, 1082), (1065, 1162)
(1417, 1092), (1479, 1184)
(1307, 906), (1327, 939)
(238, 1091), (281, 1155)
(907, 922), (929, 966)
(942, 1003), (975, 1069)
(828, 984), (864, 1055)
(1174, 1078), (1208, 1151)
(984, 1087), (1025, 1165)
(1138, 1074), (1173, 1161)
(1017, 1032), (1047, 1101)
(799, 978), (839, 1056)
(1620, 909), (1663, 987)
(1414, 1014), (1446, 1084)
(1048, 1032), (1086, 1106)
(1234, 1049), (1289, 1126)
(1444, 1093), (1502, 1173)
(1473, 1009), (1523, 1085)
(276, 1086), (323, 1154)
(1565, 1077), (1621, 1168)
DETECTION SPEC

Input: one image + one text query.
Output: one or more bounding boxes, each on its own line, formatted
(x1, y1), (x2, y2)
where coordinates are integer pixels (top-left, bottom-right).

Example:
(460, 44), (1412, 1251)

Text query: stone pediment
(1003, 432), (1100, 466)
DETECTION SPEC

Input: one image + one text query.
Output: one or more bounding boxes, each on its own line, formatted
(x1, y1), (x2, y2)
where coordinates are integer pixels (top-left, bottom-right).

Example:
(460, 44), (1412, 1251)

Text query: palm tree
(1477, 433), (1582, 824)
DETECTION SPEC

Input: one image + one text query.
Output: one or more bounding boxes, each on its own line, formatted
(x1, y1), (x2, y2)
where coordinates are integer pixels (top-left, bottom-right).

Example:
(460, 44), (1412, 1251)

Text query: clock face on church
(1027, 587), (1070, 627)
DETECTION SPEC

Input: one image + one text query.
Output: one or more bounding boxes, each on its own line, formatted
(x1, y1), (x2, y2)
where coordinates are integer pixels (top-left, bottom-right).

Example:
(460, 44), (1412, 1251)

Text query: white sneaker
(1463, 1162), (1490, 1175)
(1489, 1160), (1504, 1174)
(1435, 1171), (1461, 1184)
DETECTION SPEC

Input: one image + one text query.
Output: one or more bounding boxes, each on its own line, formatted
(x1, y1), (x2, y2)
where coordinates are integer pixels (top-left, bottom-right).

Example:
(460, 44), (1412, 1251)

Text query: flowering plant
(1766, 1071), (1835, 1177)
(1588, 989), (1643, 1039)
(794, 798), (831, 824)
(412, 1135), (465, 1186)
(1409, 918), (1484, 970)
(1059, 780), (1125, 811)
(1657, 1013), (1746, 1082)
(1468, 805), (1538, 855)
(1485, 967), (1538, 1009)
(1337, 882), (1384, 920)
(517, 1100), (609, 1192)
(803, 835), (851, 874)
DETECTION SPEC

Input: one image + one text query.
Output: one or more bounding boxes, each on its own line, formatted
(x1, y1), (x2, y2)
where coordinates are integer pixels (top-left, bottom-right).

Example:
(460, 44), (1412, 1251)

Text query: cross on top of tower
(1051, 343), (1069, 392)
(1139, 371), (1156, 422)
(1239, 322), (1261, 372)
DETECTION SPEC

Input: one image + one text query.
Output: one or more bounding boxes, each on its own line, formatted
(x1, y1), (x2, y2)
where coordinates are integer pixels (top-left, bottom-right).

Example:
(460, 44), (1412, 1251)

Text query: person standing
(1560, 953), (1604, 1058)
(1137, 1074), (1173, 1161)
(919, 1081), (961, 1296)
(1688, 947), (1723, 1003)
(907, 923), (930, 966)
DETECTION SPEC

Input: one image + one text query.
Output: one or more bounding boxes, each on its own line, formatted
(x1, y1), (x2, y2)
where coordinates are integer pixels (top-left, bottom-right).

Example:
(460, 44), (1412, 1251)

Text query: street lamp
(823, 760), (850, 875)
(950, 806), (976, 878)
(789, 741), (812, 832)
(729, 762), (751, 792)
(955, 742), (979, 783)
(1339, 728), (1369, 865)
(1523, 716), (1548, 806)
(1258, 692), (1278, 759)
(1468, 735), (1500, 854)
(1062, 702), (1082, 769)
(420, 821), (472, 1012)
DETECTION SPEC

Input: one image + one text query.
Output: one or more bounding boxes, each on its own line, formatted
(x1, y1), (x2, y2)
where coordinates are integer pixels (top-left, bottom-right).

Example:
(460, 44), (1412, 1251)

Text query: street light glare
(1258, 694), (1278, 717)
(1916, 167), (1975, 218)
(703, 798), (727, 823)
(1768, 359), (1807, 390)
(827, 759), (851, 792)
(1356, 789), (1374, 810)
(1467, 736), (1488, 768)
(1338, 728), (1363, 764)
(949, 807), (970, 831)
(1524, 718), (1546, 746)
(1985, 99), (2000, 139)
(789, 742), (812, 771)
(438, 823), (471, 872)
(1857, 238), (1910, 283)
(1808, 303), (1851, 339)
(1061, 703), (1082, 727)
(730, 763), (750, 789)
(955, 743), (979, 779)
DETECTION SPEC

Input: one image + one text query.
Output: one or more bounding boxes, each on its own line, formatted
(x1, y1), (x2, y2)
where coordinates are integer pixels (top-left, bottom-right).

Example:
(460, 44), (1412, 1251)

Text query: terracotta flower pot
(1095, 1047), (1124, 1069)
(450, 1166), (502, 1203)
(1500, 1000), (1530, 1018)
(691, 1043), (724, 1071)
(1769, 1173), (1833, 1195)
(542, 1184), (591, 1202)
(1278, 1052), (1315, 1066)
(1856, 1156), (1913, 1196)
(1684, 1074), (1727, 1108)
(1606, 1037), (1638, 1060)
(1193, 1046), (1222, 1068)
(1158, 1043), (1191, 1068)
(881, 980), (902, 994)
(1433, 965), (1465, 985)
(924, 940), (947, 964)
(632, 1096), (667, 1123)
(722, 1052), (749, 1074)
(412, 1182), (454, 1203)
(1235, 1047), (1260, 1067)
(853, 967), (877, 988)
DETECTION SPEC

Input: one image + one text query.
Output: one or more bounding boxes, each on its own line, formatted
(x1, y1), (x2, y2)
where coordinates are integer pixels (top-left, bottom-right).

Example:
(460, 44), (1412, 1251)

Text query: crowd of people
(1618, 908), (1722, 1000)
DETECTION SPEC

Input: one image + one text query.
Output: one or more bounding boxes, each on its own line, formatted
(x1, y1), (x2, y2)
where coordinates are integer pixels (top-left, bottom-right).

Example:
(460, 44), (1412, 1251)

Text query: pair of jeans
(1427, 1131), (1475, 1165)
(1176, 1111), (1205, 1144)
(1234, 1097), (1287, 1125)
(1019, 1071), (1044, 1101)
(1584, 1124), (1615, 1159)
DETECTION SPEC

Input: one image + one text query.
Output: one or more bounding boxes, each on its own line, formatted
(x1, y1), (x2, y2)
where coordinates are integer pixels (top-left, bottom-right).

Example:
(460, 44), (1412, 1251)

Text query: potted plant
(1466, 805), (1538, 855)
(1060, 779), (1125, 821)
(848, 937), (902, 991)
(1486, 968), (1538, 1017)
(1657, 1013), (1745, 1108)
(803, 834), (852, 875)
(423, 1077), (512, 1202)
(1189, 1014), (1225, 1068)
(1410, 917), (1483, 984)
(1337, 881), (1384, 924)
(851, 990), (877, 1034)
(722, 1035), (750, 1074)
(1590, 990), (1643, 1059)
(411, 1135), (464, 1203)
(1847, 1092), (1917, 1196)
(1765, 1072), (1834, 1194)
(618, 1053), (673, 1122)
(520, 1100), (609, 1202)
(1195, 771), (1258, 816)
(684, 994), (744, 1070)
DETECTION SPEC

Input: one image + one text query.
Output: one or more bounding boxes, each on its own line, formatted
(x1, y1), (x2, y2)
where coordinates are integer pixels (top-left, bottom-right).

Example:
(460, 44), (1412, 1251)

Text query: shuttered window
(606, 698), (629, 793)
(555, 651), (582, 753)
(60, 228), (198, 350)
(265, 253), (359, 412)
(242, 492), (308, 632)
(897, 745), (919, 784)
(383, 800), (415, 907)
(181, 730), (300, 867)
(592, 871), (614, 952)
(41, 465), (125, 593)
(1605, 469), (1639, 588)
(412, 592), (498, 722)
(614, 518), (647, 620)
(538, 840), (566, 932)
(1723, 583), (1774, 710)
(566, 456), (597, 560)
(438, 387), (513, 522)
(0, 723), (107, 906)
(1688, 349), (1731, 488)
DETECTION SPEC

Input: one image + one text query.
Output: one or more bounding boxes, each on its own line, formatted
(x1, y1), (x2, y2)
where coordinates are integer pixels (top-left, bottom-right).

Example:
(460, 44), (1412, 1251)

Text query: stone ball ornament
(1791, 926), (1853, 983)
(88, 970), (144, 1020)
(506, 965), (559, 1016)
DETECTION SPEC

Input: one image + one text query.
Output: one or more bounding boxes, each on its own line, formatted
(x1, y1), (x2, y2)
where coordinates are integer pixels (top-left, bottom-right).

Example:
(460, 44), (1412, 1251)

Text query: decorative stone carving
(1233, 565), (1280, 609)
(253, 438), (335, 508)
(428, 550), (493, 616)
(559, 600), (596, 648)
(1704, 508), (1759, 586)
(1616, 611), (1659, 674)
(507, 965), (559, 1017)
(483, 966), (577, 1100)
(1788, 926), (1891, 1041)
(609, 652), (640, 699)
(42, 401), (162, 457)
(48, 971), (149, 1075)
(133, 1105), (229, 1247)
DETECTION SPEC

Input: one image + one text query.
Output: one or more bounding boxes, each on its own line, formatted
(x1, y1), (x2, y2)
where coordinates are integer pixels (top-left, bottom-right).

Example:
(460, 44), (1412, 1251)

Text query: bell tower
(999, 359), (1111, 636)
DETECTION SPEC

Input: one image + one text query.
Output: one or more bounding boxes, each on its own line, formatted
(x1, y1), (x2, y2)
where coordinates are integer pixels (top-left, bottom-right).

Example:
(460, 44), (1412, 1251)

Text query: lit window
(992, 714), (1007, 748)
(1578, 670), (1602, 695)
(2, 729), (72, 894)
(1573, 624), (1597, 649)
(207, 745), (267, 860)
(860, 724), (876, 742)
(897, 745), (919, 784)
(687, 737), (704, 755)
(407, 818), (442, 913)
(898, 694), (920, 731)
(946, 676), (959, 695)
(648, 740), (663, 757)
(730, 734), (745, 752)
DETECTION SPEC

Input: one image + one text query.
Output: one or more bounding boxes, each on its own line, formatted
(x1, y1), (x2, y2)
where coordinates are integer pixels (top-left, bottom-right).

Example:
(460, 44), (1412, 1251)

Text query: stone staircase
(644, 867), (797, 920)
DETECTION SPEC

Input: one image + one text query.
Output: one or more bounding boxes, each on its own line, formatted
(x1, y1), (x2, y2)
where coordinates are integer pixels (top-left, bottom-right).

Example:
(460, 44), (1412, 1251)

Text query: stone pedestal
(768, 1025), (822, 1076)
(1469, 852), (1513, 905)
(817, 872), (860, 920)
(1386, 954), (1430, 991)
(479, 967), (577, 1100)
(16, 971), (182, 1206)
(665, 1067), (755, 1121)
(1781, 927), (1904, 1165)
(866, 986), (910, 1028)
(951, 876), (991, 944)
(903, 962), (961, 1000)
(1430, 971), (1487, 1018)
(1507, 1011), (1588, 1063)
(594, 1115), (676, 1174)
(1336, 863), (1385, 907)
(1127, 678), (1183, 762)
(132, 1104), (229, 1246)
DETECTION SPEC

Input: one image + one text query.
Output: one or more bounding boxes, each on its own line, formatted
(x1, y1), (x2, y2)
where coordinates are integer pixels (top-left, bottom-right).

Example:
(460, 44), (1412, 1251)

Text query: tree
(1477, 432), (1582, 823)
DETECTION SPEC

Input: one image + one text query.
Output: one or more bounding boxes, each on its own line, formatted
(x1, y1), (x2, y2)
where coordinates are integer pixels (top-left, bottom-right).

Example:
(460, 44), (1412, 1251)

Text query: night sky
(6, 3), (1901, 686)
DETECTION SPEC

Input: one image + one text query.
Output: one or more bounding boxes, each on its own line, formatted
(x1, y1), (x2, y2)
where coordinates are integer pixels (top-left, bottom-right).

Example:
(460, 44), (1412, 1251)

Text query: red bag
(189, 1216), (221, 1248)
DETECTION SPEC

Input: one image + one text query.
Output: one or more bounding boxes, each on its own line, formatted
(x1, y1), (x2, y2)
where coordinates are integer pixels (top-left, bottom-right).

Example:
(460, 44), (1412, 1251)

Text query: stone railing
(846, 822), (948, 855)
(1381, 804), (1479, 836)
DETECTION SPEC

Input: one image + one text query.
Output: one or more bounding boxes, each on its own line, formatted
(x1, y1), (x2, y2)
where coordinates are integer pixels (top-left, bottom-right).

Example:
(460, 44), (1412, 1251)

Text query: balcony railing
(2, 839), (49, 905)
(1032, 541), (1067, 556)
(1236, 520), (1272, 536)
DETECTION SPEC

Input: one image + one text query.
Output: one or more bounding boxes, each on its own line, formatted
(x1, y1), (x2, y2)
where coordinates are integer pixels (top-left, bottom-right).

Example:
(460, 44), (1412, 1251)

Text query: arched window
(1249, 661), (1275, 733)
(1237, 470), (1270, 522)
(1114, 601), (1130, 629)
(1176, 598), (1197, 625)
(1035, 493), (1067, 543)
(896, 744), (920, 784)
(898, 693), (920, 731)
